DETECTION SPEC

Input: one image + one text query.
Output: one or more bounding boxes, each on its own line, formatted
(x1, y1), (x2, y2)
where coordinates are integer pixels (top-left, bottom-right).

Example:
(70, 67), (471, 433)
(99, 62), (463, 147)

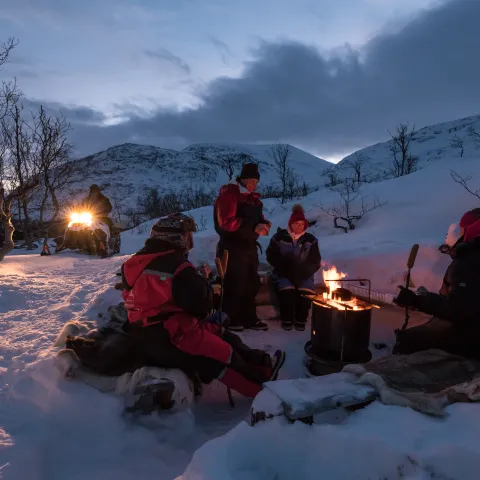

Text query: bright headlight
(68, 211), (93, 227)
(80, 212), (93, 224)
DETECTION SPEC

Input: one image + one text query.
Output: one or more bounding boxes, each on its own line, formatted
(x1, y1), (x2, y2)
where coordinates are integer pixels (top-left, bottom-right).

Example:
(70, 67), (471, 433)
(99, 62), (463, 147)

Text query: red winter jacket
(121, 238), (233, 364)
(214, 183), (265, 245)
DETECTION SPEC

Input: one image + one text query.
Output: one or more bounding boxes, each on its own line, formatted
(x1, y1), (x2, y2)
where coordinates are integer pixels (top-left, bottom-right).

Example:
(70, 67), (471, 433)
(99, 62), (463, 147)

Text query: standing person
(266, 205), (321, 331)
(214, 163), (271, 331)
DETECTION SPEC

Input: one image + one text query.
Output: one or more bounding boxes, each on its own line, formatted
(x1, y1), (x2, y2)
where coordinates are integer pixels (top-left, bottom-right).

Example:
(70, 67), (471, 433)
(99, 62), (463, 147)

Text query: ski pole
(400, 243), (420, 333)
(215, 250), (235, 408)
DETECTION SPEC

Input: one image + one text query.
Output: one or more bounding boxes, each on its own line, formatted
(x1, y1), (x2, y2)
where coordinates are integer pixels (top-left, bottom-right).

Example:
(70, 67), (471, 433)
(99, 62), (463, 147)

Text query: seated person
(266, 205), (321, 331)
(121, 213), (286, 398)
(393, 209), (480, 360)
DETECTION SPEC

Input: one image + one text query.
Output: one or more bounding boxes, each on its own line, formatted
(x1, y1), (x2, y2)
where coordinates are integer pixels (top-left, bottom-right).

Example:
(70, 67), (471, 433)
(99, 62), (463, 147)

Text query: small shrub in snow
(317, 179), (386, 233)
(450, 136), (465, 157)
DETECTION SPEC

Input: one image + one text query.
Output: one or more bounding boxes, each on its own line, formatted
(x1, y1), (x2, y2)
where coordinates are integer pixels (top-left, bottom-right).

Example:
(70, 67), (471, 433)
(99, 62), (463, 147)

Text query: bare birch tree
(269, 144), (294, 204)
(387, 123), (418, 177)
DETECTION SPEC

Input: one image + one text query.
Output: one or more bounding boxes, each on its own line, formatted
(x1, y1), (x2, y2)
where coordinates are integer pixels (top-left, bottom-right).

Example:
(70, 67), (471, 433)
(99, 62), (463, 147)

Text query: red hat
(460, 208), (480, 242)
(288, 204), (308, 230)
(460, 208), (480, 229)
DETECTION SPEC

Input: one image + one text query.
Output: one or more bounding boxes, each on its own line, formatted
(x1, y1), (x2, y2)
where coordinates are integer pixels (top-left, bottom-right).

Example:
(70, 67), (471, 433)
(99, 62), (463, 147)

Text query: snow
(51, 142), (331, 222)
(180, 405), (480, 480)
(3, 120), (480, 478)
(335, 114), (480, 180)
(122, 153), (480, 297)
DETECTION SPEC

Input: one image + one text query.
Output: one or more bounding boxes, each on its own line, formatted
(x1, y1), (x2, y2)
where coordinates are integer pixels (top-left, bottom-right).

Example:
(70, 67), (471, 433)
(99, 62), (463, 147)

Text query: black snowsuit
(213, 183), (266, 329)
(84, 192), (113, 226)
(394, 237), (480, 359)
(266, 228), (321, 329)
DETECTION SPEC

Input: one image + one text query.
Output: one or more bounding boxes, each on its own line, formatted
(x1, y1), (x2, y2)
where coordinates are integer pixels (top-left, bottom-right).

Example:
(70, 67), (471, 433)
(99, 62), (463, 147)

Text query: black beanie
(239, 163), (260, 180)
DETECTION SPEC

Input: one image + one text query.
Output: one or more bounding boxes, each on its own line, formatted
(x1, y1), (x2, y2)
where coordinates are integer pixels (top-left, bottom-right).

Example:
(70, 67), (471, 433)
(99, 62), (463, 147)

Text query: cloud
(143, 48), (191, 75)
(25, 0), (480, 159)
(207, 36), (233, 65)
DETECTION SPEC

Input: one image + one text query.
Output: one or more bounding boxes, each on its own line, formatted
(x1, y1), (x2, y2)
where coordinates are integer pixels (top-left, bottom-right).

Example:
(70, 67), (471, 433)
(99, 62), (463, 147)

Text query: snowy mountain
(333, 114), (480, 181)
(61, 142), (331, 219)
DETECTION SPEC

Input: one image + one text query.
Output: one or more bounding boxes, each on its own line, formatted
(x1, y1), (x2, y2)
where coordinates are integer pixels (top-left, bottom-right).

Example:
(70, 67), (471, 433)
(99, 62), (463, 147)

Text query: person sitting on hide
(266, 205), (321, 331)
(121, 213), (286, 398)
(393, 208), (480, 359)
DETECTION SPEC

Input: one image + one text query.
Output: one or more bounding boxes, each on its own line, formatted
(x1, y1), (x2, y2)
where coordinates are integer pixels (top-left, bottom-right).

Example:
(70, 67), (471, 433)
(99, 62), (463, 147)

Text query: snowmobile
(55, 210), (121, 257)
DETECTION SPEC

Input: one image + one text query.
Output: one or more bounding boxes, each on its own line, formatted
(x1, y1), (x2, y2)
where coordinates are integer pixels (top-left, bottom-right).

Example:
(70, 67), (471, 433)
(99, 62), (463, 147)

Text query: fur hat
(150, 213), (197, 249)
(239, 163), (260, 180)
(288, 204), (308, 231)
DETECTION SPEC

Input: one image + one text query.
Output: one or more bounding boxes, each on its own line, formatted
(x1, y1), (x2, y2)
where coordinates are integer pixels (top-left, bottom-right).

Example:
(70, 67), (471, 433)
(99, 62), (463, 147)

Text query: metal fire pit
(304, 279), (376, 376)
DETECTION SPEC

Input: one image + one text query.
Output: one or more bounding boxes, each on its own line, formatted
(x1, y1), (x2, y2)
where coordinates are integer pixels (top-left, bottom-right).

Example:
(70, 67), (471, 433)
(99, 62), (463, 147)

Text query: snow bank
(179, 404), (480, 480)
(123, 155), (480, 295)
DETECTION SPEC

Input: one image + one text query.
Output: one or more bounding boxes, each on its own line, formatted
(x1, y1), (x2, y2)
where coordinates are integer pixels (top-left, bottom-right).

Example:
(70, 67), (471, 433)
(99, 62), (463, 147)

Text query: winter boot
(124, 376), (176, 415)
(55, 348), (82, 378)
(278, 290), (296, 331)
(294, 291), (311, 331)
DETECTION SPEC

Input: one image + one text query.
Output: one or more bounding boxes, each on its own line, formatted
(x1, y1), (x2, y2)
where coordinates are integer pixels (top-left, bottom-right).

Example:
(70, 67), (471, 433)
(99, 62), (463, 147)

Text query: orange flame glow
(322, 265), (347, 299)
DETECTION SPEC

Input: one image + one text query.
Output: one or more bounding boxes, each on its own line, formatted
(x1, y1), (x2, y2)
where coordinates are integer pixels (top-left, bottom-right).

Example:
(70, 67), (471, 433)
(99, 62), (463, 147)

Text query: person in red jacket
(121, 213), (285, 398)
(214, 163), (272, 331)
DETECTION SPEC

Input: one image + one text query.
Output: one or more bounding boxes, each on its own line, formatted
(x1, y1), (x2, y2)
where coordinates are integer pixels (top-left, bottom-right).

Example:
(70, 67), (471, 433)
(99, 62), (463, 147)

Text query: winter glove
(393, 286), (419, 309)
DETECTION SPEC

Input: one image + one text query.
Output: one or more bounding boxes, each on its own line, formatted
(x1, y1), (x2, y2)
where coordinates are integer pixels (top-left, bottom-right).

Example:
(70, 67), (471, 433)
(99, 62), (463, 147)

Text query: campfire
(304, 265), (379, 376)
(318, 266), (370, 311)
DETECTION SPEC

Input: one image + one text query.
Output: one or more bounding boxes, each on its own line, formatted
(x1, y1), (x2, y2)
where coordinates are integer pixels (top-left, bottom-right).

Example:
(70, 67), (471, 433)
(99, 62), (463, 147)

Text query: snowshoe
(124, 376), (176, 415)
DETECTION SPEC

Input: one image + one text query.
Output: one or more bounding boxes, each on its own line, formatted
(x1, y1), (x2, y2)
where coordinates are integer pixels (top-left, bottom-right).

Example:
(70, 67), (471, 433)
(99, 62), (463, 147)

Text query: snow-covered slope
(334, 114), (480, 181)
(61, 142), (330, 216)
(122, 151), (480, 298)
(3, 132), (480, 479)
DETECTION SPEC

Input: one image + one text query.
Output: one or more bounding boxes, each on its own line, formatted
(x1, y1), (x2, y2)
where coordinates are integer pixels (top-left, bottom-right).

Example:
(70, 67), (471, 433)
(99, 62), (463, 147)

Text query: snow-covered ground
(2, 150), (480, 478)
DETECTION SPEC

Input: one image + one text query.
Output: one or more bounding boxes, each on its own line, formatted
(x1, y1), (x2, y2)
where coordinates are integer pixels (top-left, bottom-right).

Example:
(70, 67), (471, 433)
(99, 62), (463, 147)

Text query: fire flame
(322, 265), (347, 299)
(318, 265), (364, 310)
